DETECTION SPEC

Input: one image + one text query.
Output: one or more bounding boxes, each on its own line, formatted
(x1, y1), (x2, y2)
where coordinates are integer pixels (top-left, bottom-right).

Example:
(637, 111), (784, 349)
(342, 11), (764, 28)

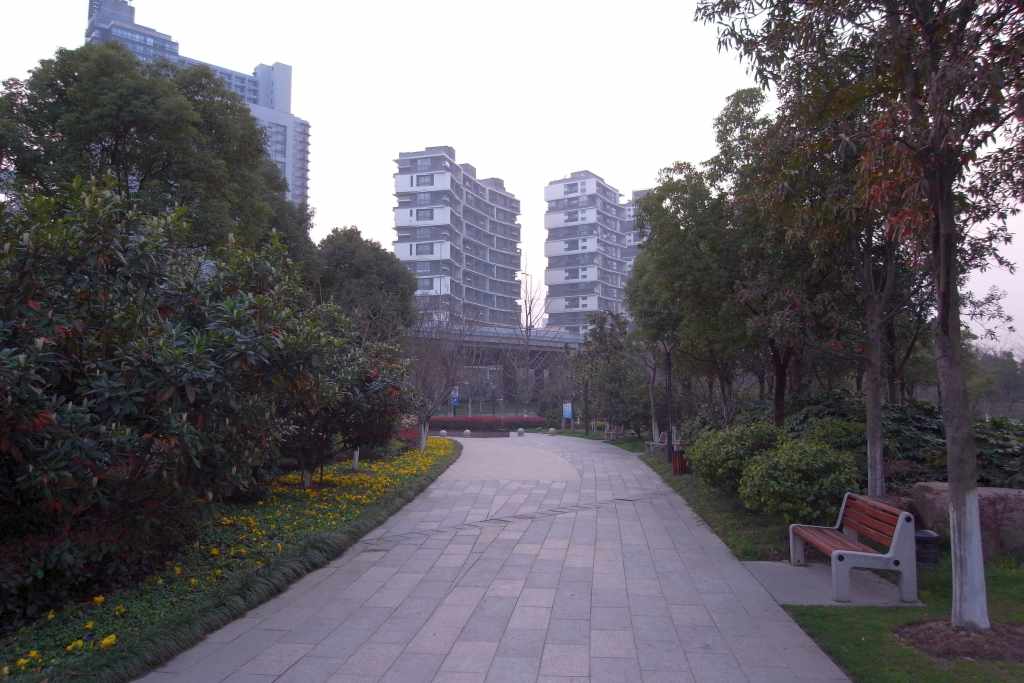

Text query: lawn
(0, 438), (460, 682)
(600, 436), (1024, 682)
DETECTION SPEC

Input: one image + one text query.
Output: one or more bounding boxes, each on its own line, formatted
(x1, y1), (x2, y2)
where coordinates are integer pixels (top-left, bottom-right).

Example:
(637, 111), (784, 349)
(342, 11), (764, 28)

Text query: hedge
(429, 415), (546, 431)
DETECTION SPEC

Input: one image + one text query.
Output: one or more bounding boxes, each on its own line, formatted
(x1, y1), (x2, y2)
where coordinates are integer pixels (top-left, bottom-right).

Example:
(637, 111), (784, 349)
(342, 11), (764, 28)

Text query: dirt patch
(895, 620), (1024, 663)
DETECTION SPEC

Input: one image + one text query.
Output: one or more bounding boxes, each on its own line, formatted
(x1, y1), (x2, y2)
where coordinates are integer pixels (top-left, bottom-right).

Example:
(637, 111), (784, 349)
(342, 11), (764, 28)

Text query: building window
(416, 208), (434, 221)
(417, 277), (433, 291)
(414, 262), (431, 273)
(564, 182), (578, 195)
(416, 193), (430, 205)
(565, 268), (580, 280)
(415, 228), (431, 240)
(565, 210), (579, 222)
(416, 158), (431, 171)
(416, 174), (434, 186)
(564, 239), (579, 251)
(565, 296), (580, 309)
(415, 242), (435, 255)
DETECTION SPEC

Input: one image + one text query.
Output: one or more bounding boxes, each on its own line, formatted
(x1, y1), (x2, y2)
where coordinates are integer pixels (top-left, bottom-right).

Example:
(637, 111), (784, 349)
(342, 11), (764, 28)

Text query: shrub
(739, 439), (860, 524)
(687, 421), (783, 492)
(429, 415), (546, 431)
(799, 417), (866, 453)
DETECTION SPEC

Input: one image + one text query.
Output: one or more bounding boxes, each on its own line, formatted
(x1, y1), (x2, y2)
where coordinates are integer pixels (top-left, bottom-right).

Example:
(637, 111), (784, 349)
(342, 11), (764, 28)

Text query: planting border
(33, 440), (461, 683)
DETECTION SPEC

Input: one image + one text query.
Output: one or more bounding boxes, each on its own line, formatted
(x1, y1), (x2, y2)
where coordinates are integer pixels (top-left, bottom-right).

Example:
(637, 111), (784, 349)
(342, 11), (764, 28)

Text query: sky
(2, 0), (1021, 352)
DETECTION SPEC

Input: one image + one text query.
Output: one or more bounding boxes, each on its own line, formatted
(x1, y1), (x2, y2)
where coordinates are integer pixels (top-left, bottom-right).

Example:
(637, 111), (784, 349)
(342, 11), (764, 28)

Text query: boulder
(910, 481), (1024, 558)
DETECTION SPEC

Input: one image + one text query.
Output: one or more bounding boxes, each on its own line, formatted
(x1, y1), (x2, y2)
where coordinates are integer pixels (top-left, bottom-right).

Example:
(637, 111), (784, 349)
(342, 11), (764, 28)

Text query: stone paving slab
(744, 560), (923, 606)
(136, 434), (849, 683)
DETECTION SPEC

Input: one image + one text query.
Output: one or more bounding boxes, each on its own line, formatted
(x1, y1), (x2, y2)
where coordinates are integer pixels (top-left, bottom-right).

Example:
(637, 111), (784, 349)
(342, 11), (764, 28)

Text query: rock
(910, 481), (1024, 558)
(517, 428), (524, 437)
(548, 427), (556, 435)
(463, 429), (471, 437)
(439, 429), (447, 437)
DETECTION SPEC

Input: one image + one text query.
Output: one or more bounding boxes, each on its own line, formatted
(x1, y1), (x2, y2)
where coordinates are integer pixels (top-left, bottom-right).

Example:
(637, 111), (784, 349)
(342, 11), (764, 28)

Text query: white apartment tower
(394, 147), (522, 327)
(544, 172), (647, 335)
(85, 0), (310, 205)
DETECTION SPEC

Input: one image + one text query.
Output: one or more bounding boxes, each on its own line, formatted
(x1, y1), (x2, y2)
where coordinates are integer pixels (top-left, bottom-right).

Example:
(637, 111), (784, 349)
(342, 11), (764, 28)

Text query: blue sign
(450, 386), (460, 406)
(562, 402), (573, 420)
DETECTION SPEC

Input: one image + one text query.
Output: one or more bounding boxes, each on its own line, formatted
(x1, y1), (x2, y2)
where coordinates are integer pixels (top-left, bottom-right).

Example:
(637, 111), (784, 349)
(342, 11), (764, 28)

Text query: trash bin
(915, 529), (940, 567)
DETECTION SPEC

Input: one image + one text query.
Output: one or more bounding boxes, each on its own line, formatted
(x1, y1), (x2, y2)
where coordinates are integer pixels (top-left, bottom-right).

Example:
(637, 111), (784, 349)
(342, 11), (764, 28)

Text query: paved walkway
(140, 434), (848, 683)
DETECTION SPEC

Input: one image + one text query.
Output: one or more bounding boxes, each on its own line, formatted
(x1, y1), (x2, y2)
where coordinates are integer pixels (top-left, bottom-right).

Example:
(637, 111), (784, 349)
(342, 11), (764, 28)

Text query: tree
(404, 312), (480, 449)
(0, 43), (314, 261)
(317, 227), (417, 342)
(697, 0), (1023, 631)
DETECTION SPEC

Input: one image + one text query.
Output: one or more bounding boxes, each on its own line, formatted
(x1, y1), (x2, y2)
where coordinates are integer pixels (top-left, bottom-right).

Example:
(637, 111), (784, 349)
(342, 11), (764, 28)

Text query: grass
(589, 433), (1024, 682)
(639, 452), (791, 560)
(0, 438), (460, 682)
(788, 557), (1024, 683)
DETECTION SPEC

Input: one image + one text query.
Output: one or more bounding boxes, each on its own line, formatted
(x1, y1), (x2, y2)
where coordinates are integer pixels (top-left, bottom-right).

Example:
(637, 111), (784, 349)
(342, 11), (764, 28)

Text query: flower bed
(0, 438), (459, 682)
(429, 415), (546, 431)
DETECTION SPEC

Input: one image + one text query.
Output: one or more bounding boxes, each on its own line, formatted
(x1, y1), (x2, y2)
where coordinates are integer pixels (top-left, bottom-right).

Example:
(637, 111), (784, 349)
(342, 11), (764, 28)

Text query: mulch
(895, 620), (1024, 663)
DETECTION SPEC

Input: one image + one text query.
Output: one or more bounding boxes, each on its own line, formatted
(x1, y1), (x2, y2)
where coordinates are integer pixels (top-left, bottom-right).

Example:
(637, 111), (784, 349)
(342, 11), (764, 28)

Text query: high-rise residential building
(85, 0), (310, 205)
(543, 172), (648, 335)
(393, 147), (522, 327)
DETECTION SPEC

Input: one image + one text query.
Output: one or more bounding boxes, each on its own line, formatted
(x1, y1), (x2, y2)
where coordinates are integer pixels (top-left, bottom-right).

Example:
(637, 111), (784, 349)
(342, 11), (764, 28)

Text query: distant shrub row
(429, 415), (547, 431)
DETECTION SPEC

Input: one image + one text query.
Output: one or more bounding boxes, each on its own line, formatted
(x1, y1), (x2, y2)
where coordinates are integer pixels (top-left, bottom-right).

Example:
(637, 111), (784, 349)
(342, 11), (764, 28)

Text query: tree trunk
(929, 166), (990, 631)
(583, 380), (591, 436)
(864, 302), (886, 497)
(885, 316), (899, 405)
(302, 469), (312, 489)
(648, 363), (659, 441)
(769, 342), (790, 427)
(663, 344), (674, 464)
(419, 420), (429, 450)
(351, 447), (360, 471)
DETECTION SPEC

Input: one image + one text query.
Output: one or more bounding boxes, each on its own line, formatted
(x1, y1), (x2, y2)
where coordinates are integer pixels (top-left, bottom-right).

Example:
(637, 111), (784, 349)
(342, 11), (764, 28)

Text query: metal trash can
(915, 529), (941, 567)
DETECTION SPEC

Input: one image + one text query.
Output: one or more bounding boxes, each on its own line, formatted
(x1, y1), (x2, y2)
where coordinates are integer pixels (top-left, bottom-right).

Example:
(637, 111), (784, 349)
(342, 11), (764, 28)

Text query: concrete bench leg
(831, 556), (851, 602)
(899, 561), (918, 603)
(789, 527), (806, 566)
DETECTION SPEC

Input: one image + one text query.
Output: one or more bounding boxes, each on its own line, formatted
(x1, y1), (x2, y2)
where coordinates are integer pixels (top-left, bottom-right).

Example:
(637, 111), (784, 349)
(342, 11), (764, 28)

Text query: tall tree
(0, 43), (313, 260)
(318, 226), (417, 342)
(697, 0), (1023, 631)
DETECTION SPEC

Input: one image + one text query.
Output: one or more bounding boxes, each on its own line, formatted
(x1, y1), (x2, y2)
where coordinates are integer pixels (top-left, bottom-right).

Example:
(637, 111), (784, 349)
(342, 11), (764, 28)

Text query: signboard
(450, 386), (460, 406)
(562, 402), (573, 420)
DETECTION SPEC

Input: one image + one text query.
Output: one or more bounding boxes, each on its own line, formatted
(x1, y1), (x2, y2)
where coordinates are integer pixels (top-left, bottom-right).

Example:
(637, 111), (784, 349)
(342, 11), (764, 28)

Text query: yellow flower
(47, 610), (56, 621)
(26, 651), (40, 661)
(189, 578), (199, 588)
(65, 639), (85, 653)
(15, 659), (28, 670)
(92, 595), (105, 606)
(99, 634), (117, 650)
(84, 620), (95, 630)
(210, 547), (220, 557)
(174, 565), (183, 576)
(2, 664), (9, 676)
(114, 604), (127, 617)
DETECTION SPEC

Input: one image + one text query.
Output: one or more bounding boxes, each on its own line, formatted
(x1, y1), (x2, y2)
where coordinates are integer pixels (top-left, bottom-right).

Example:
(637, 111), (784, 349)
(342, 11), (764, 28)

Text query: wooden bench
(789, 492), (917, 603)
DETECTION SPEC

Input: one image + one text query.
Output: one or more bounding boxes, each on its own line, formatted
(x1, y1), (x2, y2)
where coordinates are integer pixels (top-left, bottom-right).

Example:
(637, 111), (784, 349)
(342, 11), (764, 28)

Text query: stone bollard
(548, 427), (556, 435)
(463, 429), (471, 437)
(517, 428), (524, 437)
(439, 429), (447, 437)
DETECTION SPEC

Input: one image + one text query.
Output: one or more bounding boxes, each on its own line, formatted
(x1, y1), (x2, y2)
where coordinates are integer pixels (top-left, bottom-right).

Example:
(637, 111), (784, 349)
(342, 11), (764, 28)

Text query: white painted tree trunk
(351, 447), (360, 471)
(930, 168), (990, 631)
(419, 421), (429, 450)
(302, 469), (312, 489)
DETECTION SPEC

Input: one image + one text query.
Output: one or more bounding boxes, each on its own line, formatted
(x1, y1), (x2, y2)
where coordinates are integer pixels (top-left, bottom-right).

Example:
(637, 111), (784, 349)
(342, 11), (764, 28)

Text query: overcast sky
(2, 1), (1020, 351)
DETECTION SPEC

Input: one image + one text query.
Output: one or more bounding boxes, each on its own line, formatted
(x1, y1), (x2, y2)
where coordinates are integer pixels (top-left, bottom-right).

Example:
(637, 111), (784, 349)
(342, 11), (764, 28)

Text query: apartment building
(394, 147), (521, 327)
(544, 172), (649, 334)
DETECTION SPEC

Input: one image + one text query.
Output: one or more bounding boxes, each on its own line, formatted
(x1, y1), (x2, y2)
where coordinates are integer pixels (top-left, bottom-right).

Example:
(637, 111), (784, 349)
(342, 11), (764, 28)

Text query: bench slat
(841, 512), (895, 547)
(845, 498), (901, 527)
(793, 526), (877, 555)
(847, 493), (905, 518)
